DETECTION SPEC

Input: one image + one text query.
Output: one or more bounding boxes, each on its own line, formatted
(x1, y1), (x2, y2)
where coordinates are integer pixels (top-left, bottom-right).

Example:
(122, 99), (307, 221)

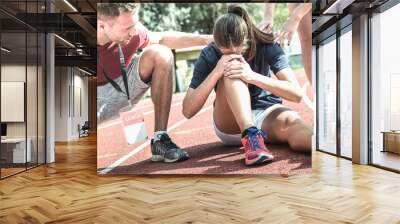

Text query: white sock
(154, 131), (167, 141)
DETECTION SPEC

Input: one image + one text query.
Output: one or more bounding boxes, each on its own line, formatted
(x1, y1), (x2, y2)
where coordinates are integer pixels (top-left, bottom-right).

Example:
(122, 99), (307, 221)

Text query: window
(317, 36), (337, 154)
(339, 28), (352, 158)
(371, 3), (400, 171)
(0, 0), (47, 179)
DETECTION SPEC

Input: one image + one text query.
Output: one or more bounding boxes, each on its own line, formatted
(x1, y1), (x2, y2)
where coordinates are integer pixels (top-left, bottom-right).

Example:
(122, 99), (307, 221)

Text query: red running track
(97, 70), (313, 175)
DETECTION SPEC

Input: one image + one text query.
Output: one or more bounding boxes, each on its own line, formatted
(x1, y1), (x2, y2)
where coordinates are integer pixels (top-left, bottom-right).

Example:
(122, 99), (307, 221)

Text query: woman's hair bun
(228, 4), (245, 18)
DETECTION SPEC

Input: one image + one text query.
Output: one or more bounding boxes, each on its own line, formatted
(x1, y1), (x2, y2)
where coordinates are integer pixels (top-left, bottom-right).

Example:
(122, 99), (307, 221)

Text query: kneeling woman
(182, 5), (312, 166)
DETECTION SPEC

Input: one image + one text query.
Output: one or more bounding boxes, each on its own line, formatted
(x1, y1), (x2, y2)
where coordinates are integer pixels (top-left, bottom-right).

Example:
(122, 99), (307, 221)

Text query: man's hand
(211, 54), (243, 80)
(274, 15), (300, 46)
(224, 57), (259, 84)
(257, 19), (273, 34)
(259, 3), (275, 34)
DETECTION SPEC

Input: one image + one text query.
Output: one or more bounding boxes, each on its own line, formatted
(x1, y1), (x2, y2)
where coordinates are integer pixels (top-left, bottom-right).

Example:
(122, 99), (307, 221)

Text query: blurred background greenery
(138, 3), (303, 93)
(139, 3), (289, 34)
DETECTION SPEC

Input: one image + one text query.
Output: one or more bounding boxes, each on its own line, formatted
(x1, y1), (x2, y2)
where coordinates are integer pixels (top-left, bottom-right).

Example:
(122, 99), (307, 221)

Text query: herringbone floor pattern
(1, 135), (400, 223)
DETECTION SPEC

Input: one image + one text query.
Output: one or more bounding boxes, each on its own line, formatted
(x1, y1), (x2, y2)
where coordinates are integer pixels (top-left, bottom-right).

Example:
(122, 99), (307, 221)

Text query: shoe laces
(247, 130), (267, 151)
(159, 134), (178, 149)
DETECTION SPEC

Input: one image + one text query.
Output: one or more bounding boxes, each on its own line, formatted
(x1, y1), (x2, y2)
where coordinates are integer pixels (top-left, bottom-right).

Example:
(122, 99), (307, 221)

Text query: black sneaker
(150, 133), (189, 163)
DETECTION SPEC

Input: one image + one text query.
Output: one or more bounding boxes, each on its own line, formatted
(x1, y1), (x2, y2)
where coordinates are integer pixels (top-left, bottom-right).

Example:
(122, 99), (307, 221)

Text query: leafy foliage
(139, 3), (289, 35)
(272, 4), (290, 33)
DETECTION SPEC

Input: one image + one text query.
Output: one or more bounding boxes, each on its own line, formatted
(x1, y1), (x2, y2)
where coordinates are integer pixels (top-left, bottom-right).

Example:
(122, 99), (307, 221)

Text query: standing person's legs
(297, 11), (312, 85)
(138, 44), (174, 132)
(288, 3), (312, 84)
(259, 3), (275, 33)
(259, 105), (312, 152)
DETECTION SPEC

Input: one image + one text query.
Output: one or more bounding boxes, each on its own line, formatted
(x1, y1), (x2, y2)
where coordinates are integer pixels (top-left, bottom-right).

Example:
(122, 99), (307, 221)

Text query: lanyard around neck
(98, 44), (131, 101)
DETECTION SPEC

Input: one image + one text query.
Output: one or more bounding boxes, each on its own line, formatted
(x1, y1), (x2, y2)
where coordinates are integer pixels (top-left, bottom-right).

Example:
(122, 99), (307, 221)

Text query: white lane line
(143, 102), (182, 116)
(99, 105), (213, 174)
(134, 96), (185, 111)
(98, 102), (183, 129)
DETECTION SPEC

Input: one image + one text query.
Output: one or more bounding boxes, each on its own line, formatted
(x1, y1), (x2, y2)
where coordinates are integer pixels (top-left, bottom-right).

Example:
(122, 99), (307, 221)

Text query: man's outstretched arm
(148, 31), (213, 49)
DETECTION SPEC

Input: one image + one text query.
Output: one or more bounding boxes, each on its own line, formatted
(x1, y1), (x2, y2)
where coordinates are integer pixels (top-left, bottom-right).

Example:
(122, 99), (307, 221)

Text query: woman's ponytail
(214, 4), (274, 60)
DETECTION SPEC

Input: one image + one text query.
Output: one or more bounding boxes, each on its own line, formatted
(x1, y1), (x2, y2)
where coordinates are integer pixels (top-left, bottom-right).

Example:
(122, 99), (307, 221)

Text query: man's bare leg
(138, 44), (174, 132)
(288, 4), (312, 84)
(138, 44), (188, 162)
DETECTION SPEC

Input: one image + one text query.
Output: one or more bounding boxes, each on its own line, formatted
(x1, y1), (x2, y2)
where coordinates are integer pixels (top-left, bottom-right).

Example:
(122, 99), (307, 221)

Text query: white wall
(71, 72), (89, 138)
(1, 63), (46, 164)
(1, 64), (36, 137)
(1, 65), (29, 138)
(54, 67), (89, 141)
(1, 82), (25, 122)
(55, 66), (69, 141)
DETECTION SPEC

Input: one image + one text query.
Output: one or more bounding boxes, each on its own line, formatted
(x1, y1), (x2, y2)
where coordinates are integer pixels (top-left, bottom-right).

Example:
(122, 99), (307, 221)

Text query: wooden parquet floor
(0, 135), (400, 224)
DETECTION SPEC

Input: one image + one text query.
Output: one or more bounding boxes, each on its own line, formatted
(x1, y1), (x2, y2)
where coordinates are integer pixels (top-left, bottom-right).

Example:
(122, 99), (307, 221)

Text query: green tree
(272, 4), (290, 33)
(138, 3), (289, 35)
(139, 3), (227, 34)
